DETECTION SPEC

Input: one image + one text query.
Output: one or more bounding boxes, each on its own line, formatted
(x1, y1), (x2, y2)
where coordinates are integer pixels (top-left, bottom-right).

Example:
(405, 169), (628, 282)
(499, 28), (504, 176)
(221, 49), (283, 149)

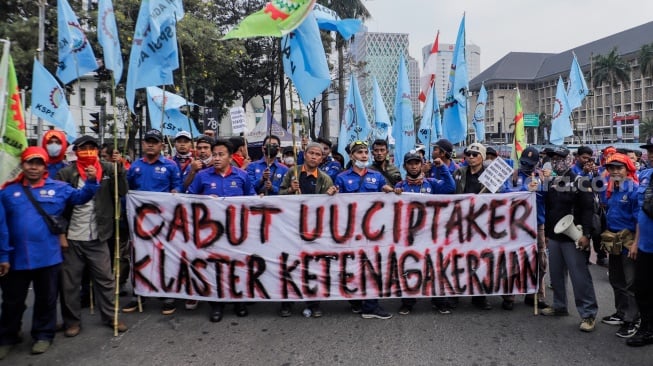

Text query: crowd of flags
(0, 0), (593, 187)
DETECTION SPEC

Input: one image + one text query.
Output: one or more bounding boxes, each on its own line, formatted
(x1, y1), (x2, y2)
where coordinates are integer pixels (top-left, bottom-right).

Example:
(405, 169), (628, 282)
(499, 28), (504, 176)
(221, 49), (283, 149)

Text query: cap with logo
(519, 146), (540, 166)
(175, 131), (192, 141)
(144, 129), (163, 142)
(348, 140), (368, 154)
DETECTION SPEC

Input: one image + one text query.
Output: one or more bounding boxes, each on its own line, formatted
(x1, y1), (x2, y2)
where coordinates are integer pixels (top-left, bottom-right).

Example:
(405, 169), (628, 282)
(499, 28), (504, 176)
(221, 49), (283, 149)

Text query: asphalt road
(2, 263), (651, 366)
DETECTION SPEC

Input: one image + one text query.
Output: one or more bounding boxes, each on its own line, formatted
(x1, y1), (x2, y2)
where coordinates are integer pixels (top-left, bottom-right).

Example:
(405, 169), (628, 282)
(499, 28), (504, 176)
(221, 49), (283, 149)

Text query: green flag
(0, 53), (28, 185)
(223, 0), (316, 39)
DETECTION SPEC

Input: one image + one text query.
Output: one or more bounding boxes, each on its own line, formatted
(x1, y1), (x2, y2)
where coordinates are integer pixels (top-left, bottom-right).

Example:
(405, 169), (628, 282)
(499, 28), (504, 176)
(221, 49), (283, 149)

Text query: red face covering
(76, 149), (103, 182)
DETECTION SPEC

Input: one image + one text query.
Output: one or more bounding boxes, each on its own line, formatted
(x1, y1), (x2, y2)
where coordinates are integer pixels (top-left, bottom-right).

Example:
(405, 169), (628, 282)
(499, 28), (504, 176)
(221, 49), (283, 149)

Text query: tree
(639, 43), (653, 122)
(592, 47), (631, 142)
(639, 117), (653, 142)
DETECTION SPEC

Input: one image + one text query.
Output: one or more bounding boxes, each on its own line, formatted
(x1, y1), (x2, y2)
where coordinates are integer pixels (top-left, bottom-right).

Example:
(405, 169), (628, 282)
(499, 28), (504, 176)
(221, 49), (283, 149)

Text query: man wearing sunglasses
(335, 140), (394, 319)
(453, 143), (512, 310)
(247, 135), (288, 196)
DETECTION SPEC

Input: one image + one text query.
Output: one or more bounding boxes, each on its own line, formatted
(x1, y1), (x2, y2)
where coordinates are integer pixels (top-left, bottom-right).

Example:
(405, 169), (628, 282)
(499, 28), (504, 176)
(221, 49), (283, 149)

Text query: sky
(363, 0), (653, 71)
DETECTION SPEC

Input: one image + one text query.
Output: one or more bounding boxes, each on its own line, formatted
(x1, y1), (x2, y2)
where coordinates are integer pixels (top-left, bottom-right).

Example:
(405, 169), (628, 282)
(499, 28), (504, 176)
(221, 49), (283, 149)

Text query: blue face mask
(46, 143), (62, 157)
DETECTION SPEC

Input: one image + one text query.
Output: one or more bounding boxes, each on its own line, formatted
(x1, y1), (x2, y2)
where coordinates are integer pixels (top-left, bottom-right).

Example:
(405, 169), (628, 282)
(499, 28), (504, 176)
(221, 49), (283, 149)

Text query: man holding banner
(335, 140), (394, 319)
(187, 138), (255, 322)
(278, 141), (337, 317)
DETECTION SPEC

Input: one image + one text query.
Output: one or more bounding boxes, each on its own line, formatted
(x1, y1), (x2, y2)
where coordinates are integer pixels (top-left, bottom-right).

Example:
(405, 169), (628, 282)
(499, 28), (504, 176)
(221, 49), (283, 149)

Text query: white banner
(127, 191), (538, 301)
(230, 106), (246, 134)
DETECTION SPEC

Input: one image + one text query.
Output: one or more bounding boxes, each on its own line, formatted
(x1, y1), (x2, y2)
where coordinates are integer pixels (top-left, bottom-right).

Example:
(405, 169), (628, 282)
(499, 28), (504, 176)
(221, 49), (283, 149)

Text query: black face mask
(264, 144), (279, 157)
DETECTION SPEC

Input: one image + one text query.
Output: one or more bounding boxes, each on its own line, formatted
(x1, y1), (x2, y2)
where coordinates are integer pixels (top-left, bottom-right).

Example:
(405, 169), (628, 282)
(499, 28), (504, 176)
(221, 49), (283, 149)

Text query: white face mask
(283, 157), (295, 165)
(354, 160), (369, 169)
(46, 143), (62, 157)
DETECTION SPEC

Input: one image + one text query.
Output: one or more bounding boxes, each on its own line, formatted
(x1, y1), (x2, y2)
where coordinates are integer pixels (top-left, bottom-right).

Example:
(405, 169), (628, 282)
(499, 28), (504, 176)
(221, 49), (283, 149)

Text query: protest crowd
(1, 129), (653, 359)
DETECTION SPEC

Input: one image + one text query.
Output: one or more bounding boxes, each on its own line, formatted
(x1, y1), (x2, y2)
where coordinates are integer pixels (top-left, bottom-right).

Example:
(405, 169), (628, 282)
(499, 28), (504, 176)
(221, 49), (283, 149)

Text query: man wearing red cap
(0, 147), (99, 358)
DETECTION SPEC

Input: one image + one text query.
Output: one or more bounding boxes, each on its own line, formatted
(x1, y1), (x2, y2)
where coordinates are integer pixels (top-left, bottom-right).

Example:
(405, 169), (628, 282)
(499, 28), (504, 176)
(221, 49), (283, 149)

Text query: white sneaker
(185, 300), (199, 310)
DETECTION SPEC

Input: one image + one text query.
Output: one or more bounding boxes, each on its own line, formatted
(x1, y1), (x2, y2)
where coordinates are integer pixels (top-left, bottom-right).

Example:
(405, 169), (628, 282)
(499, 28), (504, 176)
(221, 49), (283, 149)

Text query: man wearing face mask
(540, 147), (599, 333)
(55, 136), (128, 337)
(335, 140), (394, 320)
(41, 130), (69, 178)
(247, 135), (288, 195)
(281, 146), (296, 169)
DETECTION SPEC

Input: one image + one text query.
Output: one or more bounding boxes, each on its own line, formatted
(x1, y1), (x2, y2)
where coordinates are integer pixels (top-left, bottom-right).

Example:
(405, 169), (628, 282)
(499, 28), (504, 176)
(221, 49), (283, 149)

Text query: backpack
(643, 182), (653, 219)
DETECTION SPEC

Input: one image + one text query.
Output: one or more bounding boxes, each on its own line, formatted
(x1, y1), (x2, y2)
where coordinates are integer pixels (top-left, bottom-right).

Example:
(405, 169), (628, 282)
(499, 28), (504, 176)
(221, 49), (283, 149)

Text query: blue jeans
(0, 264), (61, 345)
(547, 238), (598, 319)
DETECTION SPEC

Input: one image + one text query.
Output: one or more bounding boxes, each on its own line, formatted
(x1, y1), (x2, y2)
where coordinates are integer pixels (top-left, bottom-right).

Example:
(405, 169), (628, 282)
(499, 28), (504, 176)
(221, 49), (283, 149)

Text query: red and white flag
(419, 31), (439, 102)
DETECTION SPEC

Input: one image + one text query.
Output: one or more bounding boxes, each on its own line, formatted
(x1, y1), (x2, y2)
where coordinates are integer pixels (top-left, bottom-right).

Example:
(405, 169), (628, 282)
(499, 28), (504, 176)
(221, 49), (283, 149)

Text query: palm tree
(639, 43), (653, 122)
(639, 117), (653, 142)
(592, 47), (631, 142)
(320, 0), (371, 138)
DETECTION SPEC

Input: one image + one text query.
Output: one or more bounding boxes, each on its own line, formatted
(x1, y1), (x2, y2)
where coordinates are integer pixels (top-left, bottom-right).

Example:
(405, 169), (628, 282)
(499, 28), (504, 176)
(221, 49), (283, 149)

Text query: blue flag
(472, 83), (487, 142)
(567, 53), (589, 110)
(418, 83), (442, 160)
(281, 13), (330, 104)
(550, 76), (573, 145)
(441, 15), (468, 144)
(391, 54), (415, 177)
(126, 0), (184, 112)
(31, 60), (77, 141)
(57, 0), (99, 84)
(337, 74), (370, 166)
(371, 77), (391, 141)
(98, 0), (123, 85)
(313, 3), (362, 40)
(146, 87), (199, 136)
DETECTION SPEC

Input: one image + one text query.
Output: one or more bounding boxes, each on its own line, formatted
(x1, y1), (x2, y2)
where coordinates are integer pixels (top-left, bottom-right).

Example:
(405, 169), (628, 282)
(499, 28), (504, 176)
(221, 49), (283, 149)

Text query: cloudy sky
(363, 0), (653, 70)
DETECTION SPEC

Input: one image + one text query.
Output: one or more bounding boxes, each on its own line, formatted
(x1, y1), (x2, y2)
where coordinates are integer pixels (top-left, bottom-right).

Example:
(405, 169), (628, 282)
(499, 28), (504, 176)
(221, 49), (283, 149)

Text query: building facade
(351, 30), (420, 120)
(469, 21), (653, 145)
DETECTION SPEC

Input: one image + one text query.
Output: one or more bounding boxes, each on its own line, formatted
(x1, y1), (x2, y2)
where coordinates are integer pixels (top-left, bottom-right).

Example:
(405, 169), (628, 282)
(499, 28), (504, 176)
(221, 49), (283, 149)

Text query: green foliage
(592, 47), (631, 89)
(639, 43), (653, 79)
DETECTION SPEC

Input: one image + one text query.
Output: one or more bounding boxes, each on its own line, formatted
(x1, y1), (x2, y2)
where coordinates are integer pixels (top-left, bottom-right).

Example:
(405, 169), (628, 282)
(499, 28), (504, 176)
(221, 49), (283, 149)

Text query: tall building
(351, 29), (420, 120)
(469, 21), (653, 145)
(422, 42), (481, 106)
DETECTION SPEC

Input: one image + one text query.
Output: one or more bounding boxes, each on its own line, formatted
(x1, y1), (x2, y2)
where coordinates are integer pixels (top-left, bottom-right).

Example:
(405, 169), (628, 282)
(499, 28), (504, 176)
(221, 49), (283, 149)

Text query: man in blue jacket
(247, 135), (288, 195)
(0, 147), (98, 358)
(335, 140), (394, 320)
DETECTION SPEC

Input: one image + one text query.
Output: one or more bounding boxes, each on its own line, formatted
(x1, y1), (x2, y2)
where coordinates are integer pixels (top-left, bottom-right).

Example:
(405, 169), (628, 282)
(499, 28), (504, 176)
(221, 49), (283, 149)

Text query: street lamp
(498, 95), (507, 146)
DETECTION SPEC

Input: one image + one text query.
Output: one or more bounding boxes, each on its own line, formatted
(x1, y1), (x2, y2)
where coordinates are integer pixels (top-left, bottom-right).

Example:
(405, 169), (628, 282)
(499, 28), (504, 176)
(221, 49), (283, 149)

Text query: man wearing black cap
(540, 147), (599, 333)
(56, 136), (128, 337)
(394, 152), (455, 315)
(427, 139), (458, 180)
(124, 129), (182, 315)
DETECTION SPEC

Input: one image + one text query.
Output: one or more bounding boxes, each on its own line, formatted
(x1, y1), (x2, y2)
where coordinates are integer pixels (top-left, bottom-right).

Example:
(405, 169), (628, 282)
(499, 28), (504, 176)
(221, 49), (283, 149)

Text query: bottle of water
(302, 307), (312, 318)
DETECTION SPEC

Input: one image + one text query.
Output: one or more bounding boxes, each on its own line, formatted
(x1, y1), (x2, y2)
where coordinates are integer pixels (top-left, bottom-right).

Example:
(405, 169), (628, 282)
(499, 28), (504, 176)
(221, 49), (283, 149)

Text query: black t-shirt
(299, 172), (317, 194)
(465, 168), (484, 194)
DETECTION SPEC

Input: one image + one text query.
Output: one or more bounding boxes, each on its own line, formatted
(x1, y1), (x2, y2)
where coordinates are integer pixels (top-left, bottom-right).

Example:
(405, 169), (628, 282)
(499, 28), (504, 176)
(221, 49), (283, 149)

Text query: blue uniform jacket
(246, 159), (288, 195)
(636, 169), (653, 253)
(47, 161), (68, 179)
(0, 177), (99, 269)
(428, 160), (457, 179)
(128, 156), (182, 192)
(396, 165), (455, 194)
(319, 157), (342, 183)
(602, 179), (639, 233)
(335, 168), (387, 193)
(512, 170), (545, 225)
(187, 166), (255, 197)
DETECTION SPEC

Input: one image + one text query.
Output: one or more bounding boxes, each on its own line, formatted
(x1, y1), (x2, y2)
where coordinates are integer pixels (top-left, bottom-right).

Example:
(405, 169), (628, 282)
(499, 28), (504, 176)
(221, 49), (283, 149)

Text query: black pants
(635, 250), (653, 330)
(0, 264), (61, 345)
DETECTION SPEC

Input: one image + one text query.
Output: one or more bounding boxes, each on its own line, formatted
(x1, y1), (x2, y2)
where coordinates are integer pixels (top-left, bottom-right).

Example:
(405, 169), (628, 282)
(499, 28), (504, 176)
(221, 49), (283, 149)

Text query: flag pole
(110, 73), (121, 337)
(175, 13), (195, 141)
(288, 81), (300, 193)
